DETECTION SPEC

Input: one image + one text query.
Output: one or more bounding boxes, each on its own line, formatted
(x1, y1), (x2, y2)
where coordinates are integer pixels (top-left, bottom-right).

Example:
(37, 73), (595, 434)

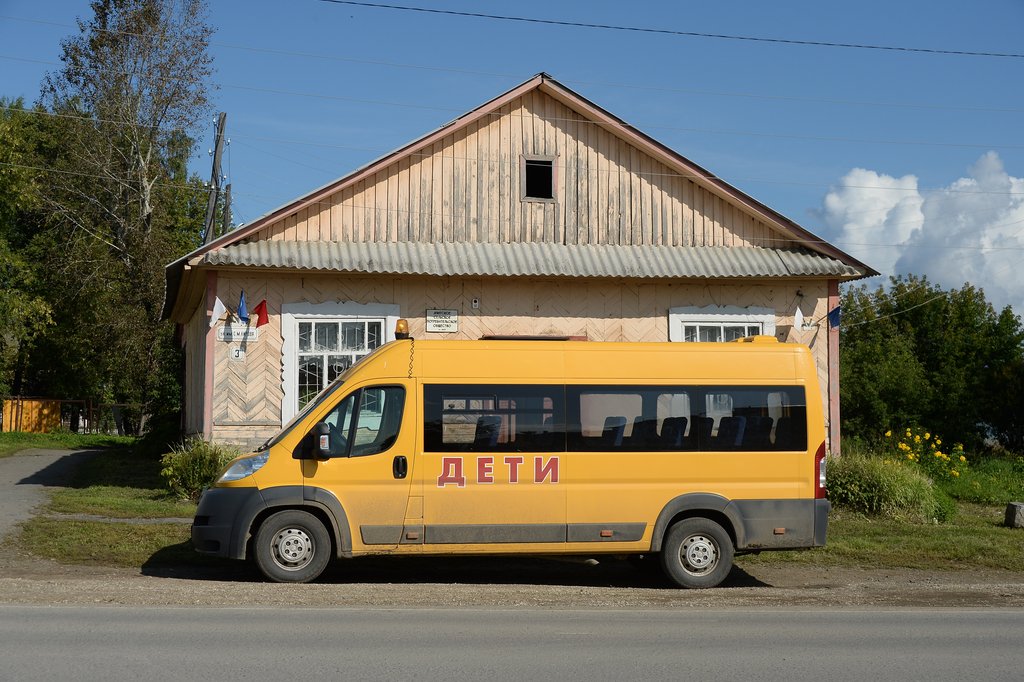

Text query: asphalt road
(1, 606), (1021, 681)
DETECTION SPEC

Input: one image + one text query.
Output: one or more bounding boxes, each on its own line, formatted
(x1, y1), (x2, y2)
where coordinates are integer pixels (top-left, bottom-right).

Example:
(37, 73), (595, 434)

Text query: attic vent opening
(523, 157), (555, 201)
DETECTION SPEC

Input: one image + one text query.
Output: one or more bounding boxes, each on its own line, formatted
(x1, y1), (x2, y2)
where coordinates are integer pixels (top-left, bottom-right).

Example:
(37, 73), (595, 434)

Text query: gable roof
(164, 73), (875, 320)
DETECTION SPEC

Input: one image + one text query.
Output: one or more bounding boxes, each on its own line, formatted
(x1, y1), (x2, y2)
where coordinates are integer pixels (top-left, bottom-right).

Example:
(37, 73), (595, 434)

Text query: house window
(668, 305), (776, 343)
(682, 322), (763, 342)
(523, 156), (555, 200)
(281, 301), (401, 424)
(297, 319), (383, 409)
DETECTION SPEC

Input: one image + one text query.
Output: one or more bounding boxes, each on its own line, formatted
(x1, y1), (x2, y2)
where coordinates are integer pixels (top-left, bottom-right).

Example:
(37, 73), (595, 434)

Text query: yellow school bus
(193, 327), (829, 588)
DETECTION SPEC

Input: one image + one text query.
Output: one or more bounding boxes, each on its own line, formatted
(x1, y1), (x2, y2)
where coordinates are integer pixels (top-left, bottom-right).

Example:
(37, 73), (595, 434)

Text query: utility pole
(221, 183), (232, 239)
(202, 112), (227, 244)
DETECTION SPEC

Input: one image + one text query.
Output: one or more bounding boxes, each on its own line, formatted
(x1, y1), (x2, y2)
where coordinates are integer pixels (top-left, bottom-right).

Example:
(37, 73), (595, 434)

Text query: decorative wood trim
(827, 279), (841, 455)
(203, 271), (218, 440)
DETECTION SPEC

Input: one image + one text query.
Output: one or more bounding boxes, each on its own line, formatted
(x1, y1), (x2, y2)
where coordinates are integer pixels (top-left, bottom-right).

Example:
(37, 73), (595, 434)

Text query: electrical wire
(316, 1), (1024, 59)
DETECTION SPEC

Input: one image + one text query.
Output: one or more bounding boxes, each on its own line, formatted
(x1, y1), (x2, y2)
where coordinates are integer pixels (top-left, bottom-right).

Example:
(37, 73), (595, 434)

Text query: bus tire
(254, 510), (332, 583)
(661, 518), (734, 589)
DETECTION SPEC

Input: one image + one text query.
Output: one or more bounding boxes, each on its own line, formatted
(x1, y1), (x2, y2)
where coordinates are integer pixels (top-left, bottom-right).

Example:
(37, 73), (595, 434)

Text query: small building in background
(163, 73), (875, 451)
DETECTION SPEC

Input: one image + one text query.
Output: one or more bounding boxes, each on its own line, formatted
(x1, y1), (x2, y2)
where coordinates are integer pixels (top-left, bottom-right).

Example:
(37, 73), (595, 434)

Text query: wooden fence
(0, 397), (137, 435)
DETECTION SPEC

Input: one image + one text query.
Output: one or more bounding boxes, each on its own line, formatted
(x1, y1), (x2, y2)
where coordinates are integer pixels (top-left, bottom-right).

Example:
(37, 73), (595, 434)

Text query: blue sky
(2, 1), (1022, 313)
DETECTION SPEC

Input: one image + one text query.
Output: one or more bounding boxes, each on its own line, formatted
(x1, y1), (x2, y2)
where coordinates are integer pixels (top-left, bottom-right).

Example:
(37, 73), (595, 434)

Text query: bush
(827, 449), (954, 523)
(160, 438), (240, 501)
(883, 426), (968, 481)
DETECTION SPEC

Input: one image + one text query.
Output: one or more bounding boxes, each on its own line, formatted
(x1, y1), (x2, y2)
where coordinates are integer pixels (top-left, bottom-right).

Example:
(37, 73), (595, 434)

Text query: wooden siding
(210, 273), (828, 448)
(209, 276), (287, 445)
(248, 90), (792, 251)
(182, 304), (208, 435)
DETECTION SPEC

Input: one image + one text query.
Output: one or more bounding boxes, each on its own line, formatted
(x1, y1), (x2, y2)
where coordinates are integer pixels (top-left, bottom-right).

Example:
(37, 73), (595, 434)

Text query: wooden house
(163, 73), (875, 451)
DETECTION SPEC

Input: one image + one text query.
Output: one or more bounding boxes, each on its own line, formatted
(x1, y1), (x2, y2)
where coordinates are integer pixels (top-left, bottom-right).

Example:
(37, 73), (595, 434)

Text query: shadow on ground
(16, 450), (103, 487)
(141, 545), (769, 589)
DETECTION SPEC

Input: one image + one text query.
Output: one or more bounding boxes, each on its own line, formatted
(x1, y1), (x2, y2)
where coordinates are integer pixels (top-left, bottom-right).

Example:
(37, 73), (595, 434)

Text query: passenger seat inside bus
(601, 416), (627, 448)
(473, 415), (502, 449)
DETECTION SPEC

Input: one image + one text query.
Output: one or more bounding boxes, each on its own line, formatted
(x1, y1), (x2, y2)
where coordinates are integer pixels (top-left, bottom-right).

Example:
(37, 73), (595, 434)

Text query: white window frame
(668, 305), (776, 343)
(281, 301), (401, 425)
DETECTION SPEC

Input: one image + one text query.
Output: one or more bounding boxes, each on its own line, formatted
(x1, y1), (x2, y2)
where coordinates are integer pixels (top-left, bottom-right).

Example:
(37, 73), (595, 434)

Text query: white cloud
(821, 152), (1024, 315)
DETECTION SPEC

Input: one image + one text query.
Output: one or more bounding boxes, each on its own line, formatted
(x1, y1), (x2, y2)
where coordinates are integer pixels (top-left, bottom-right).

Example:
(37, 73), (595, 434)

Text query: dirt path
(1, 449), (1022, 609)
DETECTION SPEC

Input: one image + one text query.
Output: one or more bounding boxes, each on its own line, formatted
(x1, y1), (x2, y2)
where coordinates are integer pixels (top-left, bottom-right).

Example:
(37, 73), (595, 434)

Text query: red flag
(252, 299), (269, 328)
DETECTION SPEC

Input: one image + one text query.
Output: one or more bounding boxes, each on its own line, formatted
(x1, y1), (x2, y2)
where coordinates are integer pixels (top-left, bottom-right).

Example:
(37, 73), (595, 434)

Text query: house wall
(182, 302), (208, 435)
(208, 272), (830, 449)
(247, 90), (796, 251)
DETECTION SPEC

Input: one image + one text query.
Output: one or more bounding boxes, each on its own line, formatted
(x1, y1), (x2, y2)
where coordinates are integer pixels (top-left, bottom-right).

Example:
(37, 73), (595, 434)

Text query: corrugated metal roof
(201, 240), (865, 279)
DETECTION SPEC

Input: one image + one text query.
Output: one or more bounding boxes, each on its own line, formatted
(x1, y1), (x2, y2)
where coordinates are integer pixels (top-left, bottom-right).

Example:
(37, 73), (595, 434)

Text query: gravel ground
(2, 449), (1022, 609)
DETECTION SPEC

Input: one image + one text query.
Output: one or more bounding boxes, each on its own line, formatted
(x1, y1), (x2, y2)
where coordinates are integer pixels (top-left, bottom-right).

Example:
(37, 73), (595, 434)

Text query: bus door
(299, 380), (418, 551)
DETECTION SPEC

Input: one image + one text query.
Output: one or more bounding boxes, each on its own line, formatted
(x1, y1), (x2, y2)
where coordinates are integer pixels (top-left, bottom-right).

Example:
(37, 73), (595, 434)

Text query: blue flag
(238, 290), (249, 324)
(827, 305), (841, 329)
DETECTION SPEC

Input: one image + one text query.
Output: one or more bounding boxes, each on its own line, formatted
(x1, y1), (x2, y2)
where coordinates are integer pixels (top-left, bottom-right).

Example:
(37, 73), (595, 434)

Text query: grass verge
(46, 449), (196, 519)
(0, 431), (135, 458)
(744, 504), (1023, 572)
(20, 518), (193, 568)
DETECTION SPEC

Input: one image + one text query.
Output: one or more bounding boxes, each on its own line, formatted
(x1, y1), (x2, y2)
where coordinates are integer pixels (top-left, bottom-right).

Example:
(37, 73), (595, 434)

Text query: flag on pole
(794, 306), (804, 331)
(209, 296), (226, 328)
(237, 288), (249, 323)
(827, 306), (842, 329)
(252, 299), (269, 328)
(238, 290), (249, 324)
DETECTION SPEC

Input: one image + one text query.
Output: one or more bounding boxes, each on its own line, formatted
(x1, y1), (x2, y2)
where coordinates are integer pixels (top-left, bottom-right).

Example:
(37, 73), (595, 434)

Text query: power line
(3, 30), (1024, 114)
(318, 1), (1024, 59)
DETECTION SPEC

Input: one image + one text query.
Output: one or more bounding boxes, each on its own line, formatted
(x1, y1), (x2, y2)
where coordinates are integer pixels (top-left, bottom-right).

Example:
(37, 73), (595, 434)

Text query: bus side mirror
(294, 422), (332, 460)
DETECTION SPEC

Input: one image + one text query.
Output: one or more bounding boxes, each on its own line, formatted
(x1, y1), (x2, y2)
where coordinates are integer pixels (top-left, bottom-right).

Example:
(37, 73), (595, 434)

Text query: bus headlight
(218, 452), (270, 483)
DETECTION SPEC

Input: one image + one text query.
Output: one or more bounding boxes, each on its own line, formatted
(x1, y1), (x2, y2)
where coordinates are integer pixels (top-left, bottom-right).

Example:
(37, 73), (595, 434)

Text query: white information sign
(217, 326), (259, 342)
(426, 309), (458, 333)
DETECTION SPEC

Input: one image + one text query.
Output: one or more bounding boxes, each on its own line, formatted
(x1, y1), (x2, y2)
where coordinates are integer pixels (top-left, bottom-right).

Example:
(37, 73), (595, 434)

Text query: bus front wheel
(254, 510), (332, 583)
(661, 518), (734, 589)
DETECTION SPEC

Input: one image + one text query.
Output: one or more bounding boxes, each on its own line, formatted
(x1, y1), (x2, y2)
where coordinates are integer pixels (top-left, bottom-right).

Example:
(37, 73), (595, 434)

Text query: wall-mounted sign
(217, 326), (259, 342)
(230, 347), (246, 362)
(426, 308), (458, 333)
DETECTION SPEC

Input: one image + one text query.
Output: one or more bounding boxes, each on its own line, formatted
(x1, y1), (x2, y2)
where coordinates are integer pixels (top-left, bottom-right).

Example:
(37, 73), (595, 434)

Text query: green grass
(942, 456), (1024, 504)
(0, 431), (135, 458)
(19, 518), (193, 567)
(48, 486), (197, 519)
(744, 504), (1024, 572)
(46, 448), (196, 519)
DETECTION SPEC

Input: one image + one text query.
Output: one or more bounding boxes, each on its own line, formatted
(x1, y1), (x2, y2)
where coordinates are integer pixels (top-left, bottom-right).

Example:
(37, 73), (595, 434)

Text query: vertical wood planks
(235, 89), (787, 252)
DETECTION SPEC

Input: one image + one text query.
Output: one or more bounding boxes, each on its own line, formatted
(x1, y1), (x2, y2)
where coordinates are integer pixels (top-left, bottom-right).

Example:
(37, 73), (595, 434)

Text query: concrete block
(1005, 502), (1024, 528)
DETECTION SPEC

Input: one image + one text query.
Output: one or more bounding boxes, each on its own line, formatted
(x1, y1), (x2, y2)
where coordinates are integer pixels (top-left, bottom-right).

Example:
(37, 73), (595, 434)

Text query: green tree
(841, 275), (1024, 450)
(0, 99), (53, 394)
(13, 0), (214, 430)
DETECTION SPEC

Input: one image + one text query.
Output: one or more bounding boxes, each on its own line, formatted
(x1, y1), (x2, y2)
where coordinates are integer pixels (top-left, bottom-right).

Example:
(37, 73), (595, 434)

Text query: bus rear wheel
(254, 510), (331, 583)
(661, 518), (734, 589)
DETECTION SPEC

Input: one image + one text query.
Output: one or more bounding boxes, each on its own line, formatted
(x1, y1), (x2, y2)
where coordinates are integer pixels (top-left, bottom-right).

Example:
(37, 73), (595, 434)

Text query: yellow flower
(936, 439), (942, 446)
(885, 430), (892, 437)
(951, 470), (960, 477)
(959, 455), (966, 462)
(906, 454), (914, 460)
(914, 435), (921, 443)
